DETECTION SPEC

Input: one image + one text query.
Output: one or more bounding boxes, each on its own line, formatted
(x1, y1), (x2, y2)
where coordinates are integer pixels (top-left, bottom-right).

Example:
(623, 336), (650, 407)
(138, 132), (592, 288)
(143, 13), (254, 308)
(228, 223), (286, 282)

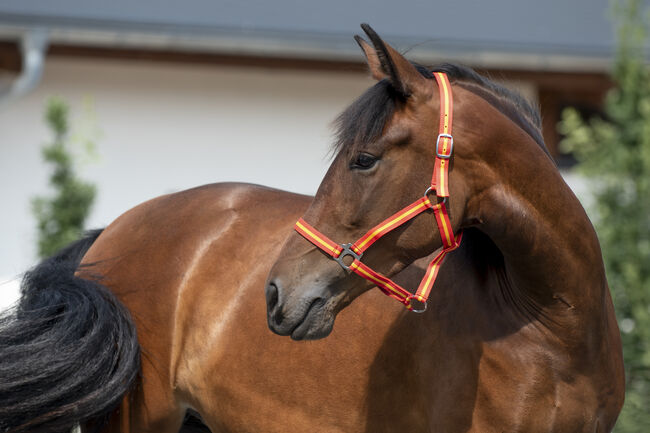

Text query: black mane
(333, 62), (549, 158)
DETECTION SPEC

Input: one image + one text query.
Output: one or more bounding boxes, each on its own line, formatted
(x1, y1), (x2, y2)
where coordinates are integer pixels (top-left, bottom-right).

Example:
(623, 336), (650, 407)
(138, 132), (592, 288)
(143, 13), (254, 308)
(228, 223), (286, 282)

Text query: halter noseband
(294, 72), (462, 313)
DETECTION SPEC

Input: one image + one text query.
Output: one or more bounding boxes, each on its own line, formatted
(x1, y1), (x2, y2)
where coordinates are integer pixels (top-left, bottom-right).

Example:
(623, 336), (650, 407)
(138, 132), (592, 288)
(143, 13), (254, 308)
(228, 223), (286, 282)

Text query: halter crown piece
(294, 72), (462, 313)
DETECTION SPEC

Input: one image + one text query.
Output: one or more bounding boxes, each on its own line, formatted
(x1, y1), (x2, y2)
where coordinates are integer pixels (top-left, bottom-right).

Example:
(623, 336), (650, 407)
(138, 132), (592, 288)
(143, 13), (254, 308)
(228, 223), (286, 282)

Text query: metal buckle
(436, 133), (454, 159)
(334, 243), (363, 271)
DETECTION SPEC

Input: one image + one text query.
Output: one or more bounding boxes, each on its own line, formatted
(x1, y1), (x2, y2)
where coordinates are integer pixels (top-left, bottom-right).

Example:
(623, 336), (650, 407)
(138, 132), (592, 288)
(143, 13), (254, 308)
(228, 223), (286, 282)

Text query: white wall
(0, 56), (373, 282)
(0, 278), (19, 310)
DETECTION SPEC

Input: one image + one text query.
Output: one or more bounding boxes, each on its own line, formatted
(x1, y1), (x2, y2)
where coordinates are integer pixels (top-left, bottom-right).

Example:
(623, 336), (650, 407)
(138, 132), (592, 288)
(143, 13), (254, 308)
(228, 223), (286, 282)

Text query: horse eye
(351, 153), (378, 170)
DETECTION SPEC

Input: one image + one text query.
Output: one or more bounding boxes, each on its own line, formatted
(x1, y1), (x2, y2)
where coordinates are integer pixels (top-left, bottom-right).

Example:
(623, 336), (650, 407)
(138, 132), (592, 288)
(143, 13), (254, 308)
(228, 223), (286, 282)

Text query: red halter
(294, 72), (462, 312)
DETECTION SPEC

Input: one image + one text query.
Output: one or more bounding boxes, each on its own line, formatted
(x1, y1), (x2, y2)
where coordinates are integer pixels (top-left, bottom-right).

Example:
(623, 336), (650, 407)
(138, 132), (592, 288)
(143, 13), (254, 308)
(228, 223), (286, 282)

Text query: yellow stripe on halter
(420, 265), (437, 294)
(355, 201), (429, 251)
(351, 263), (402, 296)
(436, 72), (452, 135)
(295, 221), (340, 255)
(438, 208), (452, 246)
(418, 255), (445, 298)
(438, 161), (447, 195)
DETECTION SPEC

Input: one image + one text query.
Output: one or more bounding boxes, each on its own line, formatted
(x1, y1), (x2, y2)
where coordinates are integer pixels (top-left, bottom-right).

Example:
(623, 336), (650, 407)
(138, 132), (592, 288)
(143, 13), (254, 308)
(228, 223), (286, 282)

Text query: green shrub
(559, 1), (650, 430)
(32, 98), (97, 258)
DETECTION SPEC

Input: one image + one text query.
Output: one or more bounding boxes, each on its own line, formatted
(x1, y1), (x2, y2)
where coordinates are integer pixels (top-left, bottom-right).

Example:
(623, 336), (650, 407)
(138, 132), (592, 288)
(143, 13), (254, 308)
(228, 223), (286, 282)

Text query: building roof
(0, 0), (617, 71)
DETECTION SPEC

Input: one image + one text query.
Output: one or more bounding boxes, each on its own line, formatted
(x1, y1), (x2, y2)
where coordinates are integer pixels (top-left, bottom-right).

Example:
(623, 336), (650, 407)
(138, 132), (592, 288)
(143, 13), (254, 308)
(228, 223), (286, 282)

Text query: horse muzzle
(265, 279), (335, 340)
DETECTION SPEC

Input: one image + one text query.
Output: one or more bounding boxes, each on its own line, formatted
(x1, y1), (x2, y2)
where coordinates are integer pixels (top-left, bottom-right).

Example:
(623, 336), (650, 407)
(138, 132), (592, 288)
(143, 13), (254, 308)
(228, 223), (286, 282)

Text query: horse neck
(460, 116), (607, 322)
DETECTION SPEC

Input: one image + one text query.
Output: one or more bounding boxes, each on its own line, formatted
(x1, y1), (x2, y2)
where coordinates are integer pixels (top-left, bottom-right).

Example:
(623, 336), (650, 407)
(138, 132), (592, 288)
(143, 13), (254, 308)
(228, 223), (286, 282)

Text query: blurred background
(0, 0), (648, 431)
(0, 0), (614, 284)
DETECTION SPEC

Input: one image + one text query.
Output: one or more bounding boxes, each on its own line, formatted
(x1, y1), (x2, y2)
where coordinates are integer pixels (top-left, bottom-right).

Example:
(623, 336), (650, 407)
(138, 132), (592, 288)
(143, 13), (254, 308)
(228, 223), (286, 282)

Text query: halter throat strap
(294, 72), (461, 312)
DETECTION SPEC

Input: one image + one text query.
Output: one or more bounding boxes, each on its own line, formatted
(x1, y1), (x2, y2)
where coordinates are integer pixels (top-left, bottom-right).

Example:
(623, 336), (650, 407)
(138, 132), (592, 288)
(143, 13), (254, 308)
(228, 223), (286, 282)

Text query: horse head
(265, 24), (542, 340)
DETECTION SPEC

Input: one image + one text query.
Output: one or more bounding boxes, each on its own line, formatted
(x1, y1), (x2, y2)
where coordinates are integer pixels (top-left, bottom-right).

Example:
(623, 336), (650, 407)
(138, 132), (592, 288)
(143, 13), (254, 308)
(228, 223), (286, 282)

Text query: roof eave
(0, 24), (615, 73)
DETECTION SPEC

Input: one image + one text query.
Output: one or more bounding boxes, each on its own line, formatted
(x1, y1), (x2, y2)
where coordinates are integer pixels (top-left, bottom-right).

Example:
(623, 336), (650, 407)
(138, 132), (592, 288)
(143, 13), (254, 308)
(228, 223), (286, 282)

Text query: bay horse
(0, 25), (624, 433)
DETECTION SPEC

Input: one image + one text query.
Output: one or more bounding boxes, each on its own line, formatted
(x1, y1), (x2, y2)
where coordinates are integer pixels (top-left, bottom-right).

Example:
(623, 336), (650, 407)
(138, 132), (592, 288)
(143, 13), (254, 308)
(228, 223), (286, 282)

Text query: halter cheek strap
(294, 72), (462, 312)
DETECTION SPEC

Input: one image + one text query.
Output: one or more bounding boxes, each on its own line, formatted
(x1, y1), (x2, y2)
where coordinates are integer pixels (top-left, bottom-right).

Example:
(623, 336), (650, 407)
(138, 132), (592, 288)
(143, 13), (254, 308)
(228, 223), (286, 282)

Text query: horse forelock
(332, 79), (398, 158)
(332, 62), (549, 158)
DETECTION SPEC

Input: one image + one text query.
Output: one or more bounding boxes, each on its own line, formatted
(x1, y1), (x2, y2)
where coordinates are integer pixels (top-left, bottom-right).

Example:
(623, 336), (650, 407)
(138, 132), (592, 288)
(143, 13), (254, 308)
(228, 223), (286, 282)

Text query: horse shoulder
(79, 182), (312, 430)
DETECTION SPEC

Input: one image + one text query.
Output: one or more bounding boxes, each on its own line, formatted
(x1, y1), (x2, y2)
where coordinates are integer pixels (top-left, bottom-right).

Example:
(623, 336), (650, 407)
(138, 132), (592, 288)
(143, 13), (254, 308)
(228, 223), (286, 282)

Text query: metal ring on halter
(423, 186), (448, 205)
(333, 243), (363, 272)
(407, 296), (428, 313)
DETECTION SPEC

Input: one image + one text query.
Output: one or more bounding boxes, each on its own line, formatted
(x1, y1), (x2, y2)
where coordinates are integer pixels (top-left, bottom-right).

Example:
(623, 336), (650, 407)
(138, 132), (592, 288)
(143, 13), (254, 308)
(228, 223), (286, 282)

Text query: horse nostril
(266, 282), (286, 327)
(266, 282), (279, 312)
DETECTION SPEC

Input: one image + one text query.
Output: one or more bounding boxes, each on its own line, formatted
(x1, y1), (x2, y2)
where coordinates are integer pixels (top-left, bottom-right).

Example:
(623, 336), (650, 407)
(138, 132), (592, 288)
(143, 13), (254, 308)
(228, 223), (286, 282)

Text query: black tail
(0, 229), (141, 433)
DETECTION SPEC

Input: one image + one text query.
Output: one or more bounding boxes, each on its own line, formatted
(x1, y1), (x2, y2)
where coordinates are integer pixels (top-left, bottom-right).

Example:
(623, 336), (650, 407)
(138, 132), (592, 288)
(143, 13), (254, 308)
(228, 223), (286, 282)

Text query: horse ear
(355, 23), (431, 99)
(354, 35), (387, 81)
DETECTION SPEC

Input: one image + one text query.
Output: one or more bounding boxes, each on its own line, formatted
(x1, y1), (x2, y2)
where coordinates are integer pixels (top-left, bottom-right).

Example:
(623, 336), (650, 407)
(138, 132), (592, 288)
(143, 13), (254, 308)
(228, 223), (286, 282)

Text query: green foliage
(31, 98), (97, 258)
(558, 1), (650, 431)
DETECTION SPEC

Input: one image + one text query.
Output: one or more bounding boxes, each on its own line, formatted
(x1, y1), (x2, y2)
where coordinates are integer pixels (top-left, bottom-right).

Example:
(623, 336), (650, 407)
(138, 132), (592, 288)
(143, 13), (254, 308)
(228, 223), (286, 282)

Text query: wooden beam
(47, 44), (369, 74)
(0, 41), (21, 74)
